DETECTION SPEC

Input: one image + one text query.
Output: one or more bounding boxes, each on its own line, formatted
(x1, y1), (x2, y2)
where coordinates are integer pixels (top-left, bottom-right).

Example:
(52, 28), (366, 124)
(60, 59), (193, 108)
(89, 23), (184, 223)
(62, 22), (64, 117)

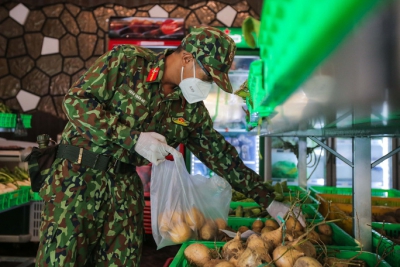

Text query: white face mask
(179, 60), (212, 104)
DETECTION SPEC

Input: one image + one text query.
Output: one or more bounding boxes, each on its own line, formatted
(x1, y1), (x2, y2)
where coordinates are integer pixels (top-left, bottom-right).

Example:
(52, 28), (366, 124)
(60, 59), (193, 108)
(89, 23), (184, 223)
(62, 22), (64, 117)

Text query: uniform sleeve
(62, 46), (140, 153)
(185, 107), (274, 209)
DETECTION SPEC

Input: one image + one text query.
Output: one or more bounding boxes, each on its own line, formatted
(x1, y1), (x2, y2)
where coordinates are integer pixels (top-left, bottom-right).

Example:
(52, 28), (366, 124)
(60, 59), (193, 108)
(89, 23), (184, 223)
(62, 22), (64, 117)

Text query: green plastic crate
(0, 192), (10, 211)
(0, 113), (16, 128)
(169, 242), (367, 267)
(8, 187), (30, 208)
(371, 222), (400, 267)
(31, 191), (43, 201)
(21, 114), (32, 128)
(323, 251), (391, 267)
(309, 186), (400, 198)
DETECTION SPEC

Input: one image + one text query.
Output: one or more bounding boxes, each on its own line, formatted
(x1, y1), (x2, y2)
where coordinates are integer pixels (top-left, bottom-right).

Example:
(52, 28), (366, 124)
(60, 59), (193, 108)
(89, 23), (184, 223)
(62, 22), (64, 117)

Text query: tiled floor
(0, 234), (181, 267)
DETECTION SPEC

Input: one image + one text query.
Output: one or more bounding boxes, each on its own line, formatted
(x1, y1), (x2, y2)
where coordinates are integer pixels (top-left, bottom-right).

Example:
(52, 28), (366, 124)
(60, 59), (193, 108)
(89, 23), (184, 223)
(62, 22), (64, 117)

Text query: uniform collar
(145, 49), (173, 85)
(146, 49), (184, 102)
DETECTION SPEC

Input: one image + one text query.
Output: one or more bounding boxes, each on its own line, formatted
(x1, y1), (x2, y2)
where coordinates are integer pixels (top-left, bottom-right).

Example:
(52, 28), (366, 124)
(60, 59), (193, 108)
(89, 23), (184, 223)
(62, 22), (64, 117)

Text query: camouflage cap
(181, 26), (237, 93)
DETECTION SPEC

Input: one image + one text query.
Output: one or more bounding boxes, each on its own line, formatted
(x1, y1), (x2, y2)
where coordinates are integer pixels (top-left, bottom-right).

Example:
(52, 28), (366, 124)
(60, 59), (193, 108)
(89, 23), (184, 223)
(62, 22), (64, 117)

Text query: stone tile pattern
(0, 1), (259, 120)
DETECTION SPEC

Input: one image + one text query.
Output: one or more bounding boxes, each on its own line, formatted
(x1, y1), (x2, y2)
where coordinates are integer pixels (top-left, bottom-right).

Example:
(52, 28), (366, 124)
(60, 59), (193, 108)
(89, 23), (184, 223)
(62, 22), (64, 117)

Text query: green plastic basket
(8, 187), (30, 208)
(371, 222), (400, 267)
(31, 191), (43, 201)
(323, 250), (391, 267)
(309, 186), (400, 198)
(0, 113), (16, 128)
(169, 243), (368, 267)
(21, 114), (32, 128)
(0, 192), (10, 211)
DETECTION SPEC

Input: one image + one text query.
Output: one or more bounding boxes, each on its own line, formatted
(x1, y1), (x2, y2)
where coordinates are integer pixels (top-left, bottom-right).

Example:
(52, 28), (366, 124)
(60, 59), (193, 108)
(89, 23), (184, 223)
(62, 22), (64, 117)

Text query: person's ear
(181, 52), (193, 66)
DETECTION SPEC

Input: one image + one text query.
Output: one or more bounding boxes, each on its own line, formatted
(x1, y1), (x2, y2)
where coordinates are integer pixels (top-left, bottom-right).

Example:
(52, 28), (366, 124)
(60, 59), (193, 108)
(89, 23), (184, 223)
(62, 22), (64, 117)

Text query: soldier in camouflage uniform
(36, 26), (273, 266)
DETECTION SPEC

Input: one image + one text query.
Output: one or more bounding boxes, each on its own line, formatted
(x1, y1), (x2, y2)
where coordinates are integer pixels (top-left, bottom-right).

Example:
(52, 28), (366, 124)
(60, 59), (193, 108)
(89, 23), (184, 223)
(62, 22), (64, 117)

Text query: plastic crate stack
(0, 186), (30, 212)
(310, 185), (400, 266)
(0, 113), (32, 129)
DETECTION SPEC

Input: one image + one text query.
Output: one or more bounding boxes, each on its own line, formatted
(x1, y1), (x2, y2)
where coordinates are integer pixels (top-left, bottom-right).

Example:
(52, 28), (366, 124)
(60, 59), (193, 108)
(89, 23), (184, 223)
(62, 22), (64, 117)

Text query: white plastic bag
(150, 150), (232, 249)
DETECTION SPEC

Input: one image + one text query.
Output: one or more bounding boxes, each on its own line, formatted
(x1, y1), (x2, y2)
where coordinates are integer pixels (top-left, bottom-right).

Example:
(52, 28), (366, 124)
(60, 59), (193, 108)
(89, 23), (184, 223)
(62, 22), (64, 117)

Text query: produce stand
(0, 145), (37, 266)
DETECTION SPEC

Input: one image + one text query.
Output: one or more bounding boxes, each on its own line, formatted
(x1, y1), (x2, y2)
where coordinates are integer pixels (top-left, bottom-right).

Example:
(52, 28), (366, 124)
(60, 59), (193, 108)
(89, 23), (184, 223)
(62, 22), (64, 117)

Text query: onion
(318, 234), (333, 245)
(252, 218), (264, 230)
(286, 216), (304, 232)
(184, 243), (211, 267)
(237, 247), (264, 267)
(185, 207), (205, 229)
(287, 240), (316, 258)
(171, 210), (185, 225)
(238, 226), (249, 233)
(246, 234), (273, 263)
(222, 232), (245, 263)
(215, 218), (228, 230)
(261, 226), (276, 234)
(169, 222), (192, 243)
(158, 213), (171, 234)
(307, 230), (320, 244)
(293, 256), (322, 267)
(272, 245), (304, 267)
(215, 262), (235, 267)
(265, 219), (279, 230)
(261, 225), (283, 250)
(203, 259), (225, 267)
(317, 223), (332, 236)
(200, 219), (218, 241)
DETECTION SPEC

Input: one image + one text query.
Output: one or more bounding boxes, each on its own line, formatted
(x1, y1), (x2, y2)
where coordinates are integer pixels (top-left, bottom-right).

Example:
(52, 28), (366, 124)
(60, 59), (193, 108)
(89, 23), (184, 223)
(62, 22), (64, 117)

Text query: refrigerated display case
(187, 27), (263, 177)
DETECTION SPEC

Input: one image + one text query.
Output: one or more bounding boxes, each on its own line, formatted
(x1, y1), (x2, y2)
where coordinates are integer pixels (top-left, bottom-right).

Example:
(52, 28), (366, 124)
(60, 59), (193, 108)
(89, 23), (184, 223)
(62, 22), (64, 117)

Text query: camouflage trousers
(36, 158), (145, 267)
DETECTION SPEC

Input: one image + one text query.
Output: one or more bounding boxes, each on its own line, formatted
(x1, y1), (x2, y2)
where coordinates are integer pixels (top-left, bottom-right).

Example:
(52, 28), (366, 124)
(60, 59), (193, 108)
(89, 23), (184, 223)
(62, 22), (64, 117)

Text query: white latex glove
(134, 132), (175, 165)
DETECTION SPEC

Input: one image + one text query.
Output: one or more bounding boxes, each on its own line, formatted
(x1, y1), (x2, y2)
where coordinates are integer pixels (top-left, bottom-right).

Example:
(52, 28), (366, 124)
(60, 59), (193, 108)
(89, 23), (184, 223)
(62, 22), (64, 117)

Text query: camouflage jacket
(62, 45), (272, 208)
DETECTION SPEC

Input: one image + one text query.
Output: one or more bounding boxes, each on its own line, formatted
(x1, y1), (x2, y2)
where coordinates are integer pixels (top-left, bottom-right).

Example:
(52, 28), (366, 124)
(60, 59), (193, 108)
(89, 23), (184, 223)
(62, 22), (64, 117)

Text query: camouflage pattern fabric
(37, 157), (143, 266)
(181, 26), (237, 93)
(38, 30), (272, 265)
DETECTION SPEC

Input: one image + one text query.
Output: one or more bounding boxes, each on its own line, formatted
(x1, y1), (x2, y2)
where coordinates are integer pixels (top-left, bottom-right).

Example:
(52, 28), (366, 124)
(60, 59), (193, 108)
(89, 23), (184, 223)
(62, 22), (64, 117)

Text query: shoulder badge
(146, 67), (160, 82)
(172, 117), (189, 126)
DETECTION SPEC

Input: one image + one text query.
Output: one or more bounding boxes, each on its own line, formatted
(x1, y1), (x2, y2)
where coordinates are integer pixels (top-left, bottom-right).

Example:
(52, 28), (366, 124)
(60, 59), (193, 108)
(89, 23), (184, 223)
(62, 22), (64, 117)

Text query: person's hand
(134, 132), (175, 165)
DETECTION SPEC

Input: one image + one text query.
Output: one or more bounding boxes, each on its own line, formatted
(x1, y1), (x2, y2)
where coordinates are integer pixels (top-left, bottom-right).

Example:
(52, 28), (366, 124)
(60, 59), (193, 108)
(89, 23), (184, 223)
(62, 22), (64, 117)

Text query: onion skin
(293, 256), (323, 267)
(272, 245), (304, 267)
(184, 243), (211, 267)
(222, 232), (245, 263)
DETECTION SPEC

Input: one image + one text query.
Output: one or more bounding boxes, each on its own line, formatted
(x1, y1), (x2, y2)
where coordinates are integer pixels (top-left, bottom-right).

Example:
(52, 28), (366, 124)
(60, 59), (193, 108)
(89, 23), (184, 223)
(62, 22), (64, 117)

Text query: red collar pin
(146, 67), (160, 82)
